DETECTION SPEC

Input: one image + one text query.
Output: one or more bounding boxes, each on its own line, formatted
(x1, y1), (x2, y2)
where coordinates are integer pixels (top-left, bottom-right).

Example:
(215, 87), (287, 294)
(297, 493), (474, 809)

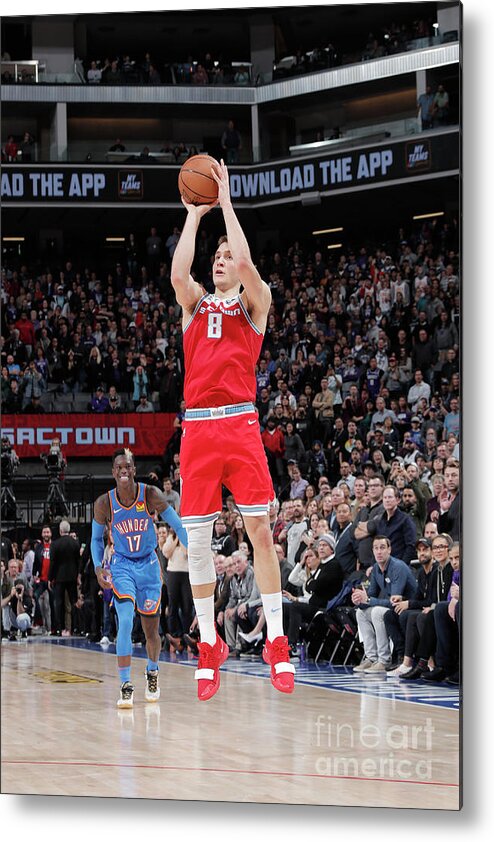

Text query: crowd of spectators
(83, 52), (252, 87)
(2, 14), (455, 91)
(1, 214), (461, 680)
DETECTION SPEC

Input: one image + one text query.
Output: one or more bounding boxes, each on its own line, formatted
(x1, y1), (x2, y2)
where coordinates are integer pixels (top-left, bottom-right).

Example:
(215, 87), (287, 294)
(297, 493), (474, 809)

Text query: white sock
(261, 592), (284, 641)
(193, 596), (216, 646)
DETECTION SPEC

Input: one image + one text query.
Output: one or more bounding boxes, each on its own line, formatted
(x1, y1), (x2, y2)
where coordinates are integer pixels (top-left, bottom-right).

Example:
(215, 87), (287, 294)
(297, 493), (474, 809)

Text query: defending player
(171, 158), (295, 701)
(91, 448), (188, 708)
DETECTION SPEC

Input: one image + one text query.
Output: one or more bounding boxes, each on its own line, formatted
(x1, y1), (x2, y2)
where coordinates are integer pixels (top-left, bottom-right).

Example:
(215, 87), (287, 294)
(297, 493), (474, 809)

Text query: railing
(1, 60), (41, 83)
(1, 473), (97, 527)
(289, 117), (425, 157)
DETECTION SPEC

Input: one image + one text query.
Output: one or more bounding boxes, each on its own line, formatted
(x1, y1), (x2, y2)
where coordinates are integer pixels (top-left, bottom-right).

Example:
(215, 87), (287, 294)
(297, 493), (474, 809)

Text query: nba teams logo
(118, 170), (143, 199)
(136, 502), (145, 512)
(405, 141), (431, 171)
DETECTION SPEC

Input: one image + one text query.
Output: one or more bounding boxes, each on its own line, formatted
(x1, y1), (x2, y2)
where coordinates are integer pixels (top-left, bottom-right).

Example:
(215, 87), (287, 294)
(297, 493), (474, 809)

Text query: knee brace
(186, 522), (216, 586)
(114, 599), (134, 657)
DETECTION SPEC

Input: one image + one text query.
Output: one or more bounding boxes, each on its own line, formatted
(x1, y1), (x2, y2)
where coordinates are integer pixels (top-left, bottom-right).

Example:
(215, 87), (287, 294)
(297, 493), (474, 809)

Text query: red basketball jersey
(183, 293), (263, 408)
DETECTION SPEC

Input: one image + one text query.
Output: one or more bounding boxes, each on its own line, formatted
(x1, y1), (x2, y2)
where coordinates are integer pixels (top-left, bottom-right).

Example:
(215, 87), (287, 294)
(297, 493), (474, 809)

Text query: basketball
(178, 154), (219, 205)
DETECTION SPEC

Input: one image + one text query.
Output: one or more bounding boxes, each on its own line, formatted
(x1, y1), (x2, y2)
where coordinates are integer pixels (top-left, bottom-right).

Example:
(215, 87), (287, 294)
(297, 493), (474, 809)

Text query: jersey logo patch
(136, 502), (145, 512)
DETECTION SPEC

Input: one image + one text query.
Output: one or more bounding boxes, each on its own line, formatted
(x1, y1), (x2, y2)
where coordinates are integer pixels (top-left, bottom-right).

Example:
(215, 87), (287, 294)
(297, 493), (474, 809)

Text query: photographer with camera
(1, 576), (33, 640)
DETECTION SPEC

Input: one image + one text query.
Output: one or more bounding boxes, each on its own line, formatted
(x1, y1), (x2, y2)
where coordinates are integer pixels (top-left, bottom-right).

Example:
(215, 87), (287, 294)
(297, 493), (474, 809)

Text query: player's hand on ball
(180, 196), (217, 216)
(211, 159), (231, 207)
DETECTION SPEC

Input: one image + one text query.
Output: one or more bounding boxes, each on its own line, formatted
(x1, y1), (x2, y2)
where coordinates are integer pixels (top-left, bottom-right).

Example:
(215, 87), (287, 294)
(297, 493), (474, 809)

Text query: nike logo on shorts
(248, 419), (256, 425)
(270, 607), (282, 613)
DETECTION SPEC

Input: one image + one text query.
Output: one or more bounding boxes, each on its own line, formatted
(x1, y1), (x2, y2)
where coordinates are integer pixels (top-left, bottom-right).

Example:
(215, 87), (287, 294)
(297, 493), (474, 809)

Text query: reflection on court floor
(31, 635), (460, 709)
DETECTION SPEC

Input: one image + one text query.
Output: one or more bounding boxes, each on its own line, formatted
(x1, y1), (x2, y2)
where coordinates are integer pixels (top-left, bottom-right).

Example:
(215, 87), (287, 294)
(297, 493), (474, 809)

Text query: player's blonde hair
(112, 447), (134, 464)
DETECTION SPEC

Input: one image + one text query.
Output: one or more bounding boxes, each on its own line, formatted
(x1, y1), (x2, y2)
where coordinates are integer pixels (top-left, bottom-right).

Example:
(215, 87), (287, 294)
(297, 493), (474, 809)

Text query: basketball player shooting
(171, 158), (295, 701)
(91, 448), (188, 708)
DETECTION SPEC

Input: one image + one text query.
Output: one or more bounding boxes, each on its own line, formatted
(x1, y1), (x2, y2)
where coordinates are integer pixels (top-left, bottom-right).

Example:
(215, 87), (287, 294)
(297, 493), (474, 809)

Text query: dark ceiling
(3, 3), (439, 63)
(2, 174), (459, 267)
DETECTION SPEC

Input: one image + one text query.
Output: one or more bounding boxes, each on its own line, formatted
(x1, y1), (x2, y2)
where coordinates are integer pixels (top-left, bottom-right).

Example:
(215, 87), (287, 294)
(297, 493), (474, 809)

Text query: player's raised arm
(211, 159), (271, 314)
(146, 485), (188, 549)
(170, 199), (215, 313)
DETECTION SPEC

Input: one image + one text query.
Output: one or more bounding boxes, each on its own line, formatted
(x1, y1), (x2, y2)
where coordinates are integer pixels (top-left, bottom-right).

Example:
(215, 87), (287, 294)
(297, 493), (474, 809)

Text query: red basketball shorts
(179, 403), (274, 525)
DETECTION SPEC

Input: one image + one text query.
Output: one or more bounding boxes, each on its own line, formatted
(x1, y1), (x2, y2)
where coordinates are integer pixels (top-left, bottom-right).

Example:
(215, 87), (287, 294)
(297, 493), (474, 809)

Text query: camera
(41, 440), (65, 480)
(1, 437), (18, 484)
(15, 585), (23, 595)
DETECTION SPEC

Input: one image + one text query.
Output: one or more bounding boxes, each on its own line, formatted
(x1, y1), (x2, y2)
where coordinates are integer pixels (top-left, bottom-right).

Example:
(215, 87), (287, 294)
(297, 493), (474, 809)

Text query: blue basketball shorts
(111, 553), (162, 616)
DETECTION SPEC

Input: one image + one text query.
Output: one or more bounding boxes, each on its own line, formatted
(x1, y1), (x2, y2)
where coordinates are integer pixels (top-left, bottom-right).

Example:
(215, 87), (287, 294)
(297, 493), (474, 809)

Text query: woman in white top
(162, 528), (193, 651)
(285, 547), (320, 604)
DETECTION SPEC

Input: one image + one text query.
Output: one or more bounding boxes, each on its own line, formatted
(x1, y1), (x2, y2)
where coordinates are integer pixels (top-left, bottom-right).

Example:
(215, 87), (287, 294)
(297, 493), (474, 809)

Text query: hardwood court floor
(1, 638), (460, 808)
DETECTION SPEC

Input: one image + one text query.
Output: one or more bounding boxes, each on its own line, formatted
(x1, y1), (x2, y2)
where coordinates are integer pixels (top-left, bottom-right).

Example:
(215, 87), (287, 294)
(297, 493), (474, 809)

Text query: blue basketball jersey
(109, 483), (157, 561)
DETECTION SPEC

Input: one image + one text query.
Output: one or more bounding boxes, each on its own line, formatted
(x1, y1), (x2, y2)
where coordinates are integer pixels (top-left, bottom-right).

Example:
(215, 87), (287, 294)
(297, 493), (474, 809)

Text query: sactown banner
(1, 413), (176, 458)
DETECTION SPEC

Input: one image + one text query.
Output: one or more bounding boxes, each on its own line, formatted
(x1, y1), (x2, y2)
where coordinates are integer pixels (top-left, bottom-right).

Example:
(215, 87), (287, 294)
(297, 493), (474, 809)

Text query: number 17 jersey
(183, 292), (264, 408)
(109, 483), (156, 561)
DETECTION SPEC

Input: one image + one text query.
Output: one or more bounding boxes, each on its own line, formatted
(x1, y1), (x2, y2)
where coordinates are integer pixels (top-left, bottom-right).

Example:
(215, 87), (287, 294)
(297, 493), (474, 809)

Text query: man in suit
(437, 462), (460, 541)
(333, 502), (358, 578)
(49, 520), (81, 636)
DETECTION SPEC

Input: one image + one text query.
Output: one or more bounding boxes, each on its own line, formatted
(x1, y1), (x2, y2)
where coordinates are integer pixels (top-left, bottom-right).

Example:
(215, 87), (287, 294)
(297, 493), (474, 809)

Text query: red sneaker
(263, 636), (295, 694)
(194, 633), (229, 701)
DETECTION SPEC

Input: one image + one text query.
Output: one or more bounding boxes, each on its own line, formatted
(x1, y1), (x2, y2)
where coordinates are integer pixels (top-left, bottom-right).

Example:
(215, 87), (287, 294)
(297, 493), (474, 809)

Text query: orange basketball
(178, 154), (219, 205)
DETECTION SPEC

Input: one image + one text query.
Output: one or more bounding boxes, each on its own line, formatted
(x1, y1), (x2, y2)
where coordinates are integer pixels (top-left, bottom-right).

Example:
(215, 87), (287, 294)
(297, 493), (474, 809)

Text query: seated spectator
(136, 393), (155, 413)
(224, 552), (256, 653)
(400, 533), (454, 680)
(384, 537), (437, 675)
(211, 517), (235, 557)
(423, 541), (460, 683)
(208, 555), (234, 644)
(283, 537), (343, 656)
(107, 385), (121, 413)
(352, 535), (417, 673)
(90, 385), (109, 413)
(229, 513), (252, 555)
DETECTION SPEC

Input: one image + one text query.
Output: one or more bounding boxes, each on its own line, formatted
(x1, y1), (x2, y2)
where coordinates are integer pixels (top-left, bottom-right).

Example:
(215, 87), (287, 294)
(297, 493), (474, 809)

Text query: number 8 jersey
(109, 483), (157, 561)
(183, 293), (263, 408)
